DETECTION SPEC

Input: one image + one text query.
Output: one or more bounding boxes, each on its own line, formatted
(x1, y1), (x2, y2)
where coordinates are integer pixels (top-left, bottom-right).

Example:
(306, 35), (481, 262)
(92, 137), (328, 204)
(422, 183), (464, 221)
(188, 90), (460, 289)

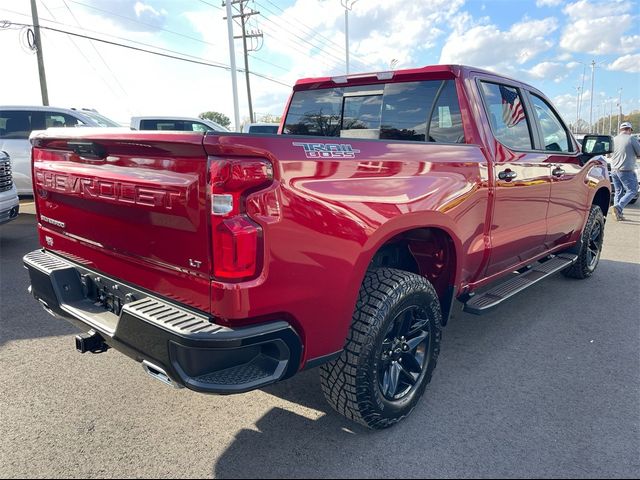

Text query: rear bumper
(0, 204), (19, 225)
(23, 249), (302, 394)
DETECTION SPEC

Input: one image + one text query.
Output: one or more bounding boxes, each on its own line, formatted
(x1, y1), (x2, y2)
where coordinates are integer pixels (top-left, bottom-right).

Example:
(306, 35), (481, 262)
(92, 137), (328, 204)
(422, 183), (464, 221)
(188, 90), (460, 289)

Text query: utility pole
(575, 86), (581, 133)
(30, 0), (49, 105)
(223, 0), (240, 132)
(617, 88), (622, 130)
(608, 97), (613, 135)
(577, 63), (587, 131)
(341, 0), (358, 74)
(589, 60), (595, 133)
(224, 1), (263, 124)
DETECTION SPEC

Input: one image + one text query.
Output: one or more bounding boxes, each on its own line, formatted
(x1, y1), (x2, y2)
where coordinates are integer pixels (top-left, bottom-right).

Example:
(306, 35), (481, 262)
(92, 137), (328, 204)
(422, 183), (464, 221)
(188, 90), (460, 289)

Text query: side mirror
(581, 135), (613, 156)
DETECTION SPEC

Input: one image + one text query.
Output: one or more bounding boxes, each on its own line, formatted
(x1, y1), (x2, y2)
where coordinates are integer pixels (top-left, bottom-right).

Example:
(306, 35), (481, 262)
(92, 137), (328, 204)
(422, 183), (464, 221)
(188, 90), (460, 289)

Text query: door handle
(552, 167), (565, 177)
(498, 169), (517, 181)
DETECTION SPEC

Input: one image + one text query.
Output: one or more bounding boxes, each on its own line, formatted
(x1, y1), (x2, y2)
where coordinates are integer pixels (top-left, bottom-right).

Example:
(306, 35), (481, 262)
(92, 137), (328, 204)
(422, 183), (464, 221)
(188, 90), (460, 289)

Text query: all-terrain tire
(562, 204), (605, 279)
(320, 268), (442, 429)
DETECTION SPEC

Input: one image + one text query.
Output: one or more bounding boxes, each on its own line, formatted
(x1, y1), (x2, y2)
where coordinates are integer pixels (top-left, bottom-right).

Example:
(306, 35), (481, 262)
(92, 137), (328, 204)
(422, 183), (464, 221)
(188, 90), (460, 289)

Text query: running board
(463, 254), (578, 315)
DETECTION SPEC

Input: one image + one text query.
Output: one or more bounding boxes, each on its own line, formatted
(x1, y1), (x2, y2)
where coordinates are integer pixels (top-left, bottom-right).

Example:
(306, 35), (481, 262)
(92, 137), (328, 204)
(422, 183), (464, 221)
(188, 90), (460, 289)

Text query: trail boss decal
(293, 142), (361, 159)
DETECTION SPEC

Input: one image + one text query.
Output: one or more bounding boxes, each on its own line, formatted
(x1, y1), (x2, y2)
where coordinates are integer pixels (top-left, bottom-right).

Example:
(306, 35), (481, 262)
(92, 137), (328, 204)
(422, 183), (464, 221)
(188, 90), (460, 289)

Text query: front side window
(44, 113), (84, 128)
(189, 122), (209, 132)
(530, 94), (572, 152)
(480, 82), (533, 150)
(283, 80), (465, 144)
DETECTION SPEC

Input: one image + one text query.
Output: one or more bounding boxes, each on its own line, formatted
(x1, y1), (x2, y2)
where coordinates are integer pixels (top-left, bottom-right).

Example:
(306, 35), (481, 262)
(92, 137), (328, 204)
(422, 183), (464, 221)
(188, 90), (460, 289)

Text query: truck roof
(293, 64), (536, 92)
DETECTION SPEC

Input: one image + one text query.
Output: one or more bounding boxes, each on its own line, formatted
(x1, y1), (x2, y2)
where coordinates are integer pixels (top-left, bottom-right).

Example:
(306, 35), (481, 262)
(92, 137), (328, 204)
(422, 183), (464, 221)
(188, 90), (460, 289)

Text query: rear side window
(0, 110), (32, 139)
(248, 125), (279, 134)
(283, 80), (465, 144)
(140, 120), (184, 131)
(480, 82), (533, 150)
(530, 94), (573, 152)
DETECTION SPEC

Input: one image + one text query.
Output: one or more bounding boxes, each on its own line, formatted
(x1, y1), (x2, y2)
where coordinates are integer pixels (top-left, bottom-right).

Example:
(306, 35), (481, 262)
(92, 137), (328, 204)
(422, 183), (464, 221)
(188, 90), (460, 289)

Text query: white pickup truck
(0, 150), (19, 224)
(130, 116), (229, 133)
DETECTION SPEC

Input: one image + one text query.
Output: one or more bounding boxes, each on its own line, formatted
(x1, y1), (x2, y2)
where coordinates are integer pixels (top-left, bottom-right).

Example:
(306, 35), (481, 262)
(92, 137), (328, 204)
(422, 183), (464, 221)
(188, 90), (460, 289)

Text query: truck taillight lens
(209, 157), (273, 281)
(213, 216), (259, 279)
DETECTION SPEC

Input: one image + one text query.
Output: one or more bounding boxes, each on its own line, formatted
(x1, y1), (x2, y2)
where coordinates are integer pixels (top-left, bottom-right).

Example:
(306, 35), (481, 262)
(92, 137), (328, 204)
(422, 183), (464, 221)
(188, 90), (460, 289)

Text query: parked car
(131, 116), (230, 133)
(0, 151), (19, 224)
(25, 65), (611, 429)
(0, 106), (121, 195)
(242, 122), (280, 134)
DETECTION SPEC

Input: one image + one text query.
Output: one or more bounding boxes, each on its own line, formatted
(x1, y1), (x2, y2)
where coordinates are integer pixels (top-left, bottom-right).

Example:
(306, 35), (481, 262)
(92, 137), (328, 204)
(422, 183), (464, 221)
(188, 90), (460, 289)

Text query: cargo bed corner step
(463, 253), (578, 315)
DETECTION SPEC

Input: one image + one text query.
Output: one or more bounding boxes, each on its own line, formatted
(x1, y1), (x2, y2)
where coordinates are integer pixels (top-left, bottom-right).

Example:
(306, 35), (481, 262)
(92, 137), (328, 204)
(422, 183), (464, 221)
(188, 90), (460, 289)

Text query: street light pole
(577, 63), (586, 131)
(341, 0), (358, 75)
(589, 60), (595, 132)
(617, 88), (622, 130)
(575, 86), (581, 133)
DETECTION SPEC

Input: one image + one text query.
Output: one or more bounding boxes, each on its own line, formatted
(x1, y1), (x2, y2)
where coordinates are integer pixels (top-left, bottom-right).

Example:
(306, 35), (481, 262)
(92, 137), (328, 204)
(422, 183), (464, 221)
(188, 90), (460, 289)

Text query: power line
(60, 0), (132, 105)
(197, 0), (223, 10)
(66, 0), (220, 48)
(258, 0), (374, 69)
(261, 30), (337, 70)
(254, 0), (373, 71)
(255, 5), (349, 67)
(36, 0), (126, 107)
(1, 4), (313, 85)
(2, 21), (291, 88)
(4, 10), (293, 80)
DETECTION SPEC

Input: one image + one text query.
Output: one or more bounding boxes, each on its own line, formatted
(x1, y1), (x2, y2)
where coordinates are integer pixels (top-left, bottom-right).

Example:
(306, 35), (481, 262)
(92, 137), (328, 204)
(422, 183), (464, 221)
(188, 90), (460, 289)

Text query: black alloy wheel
(563, 204), (605, 279)
(378, 305), (432, 401)
(320, 268), (442, 429)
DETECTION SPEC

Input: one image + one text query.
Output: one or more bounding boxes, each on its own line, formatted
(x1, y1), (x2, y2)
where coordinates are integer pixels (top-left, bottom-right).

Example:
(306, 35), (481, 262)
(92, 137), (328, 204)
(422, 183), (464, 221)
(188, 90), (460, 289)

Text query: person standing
(610, 122), (640, 221)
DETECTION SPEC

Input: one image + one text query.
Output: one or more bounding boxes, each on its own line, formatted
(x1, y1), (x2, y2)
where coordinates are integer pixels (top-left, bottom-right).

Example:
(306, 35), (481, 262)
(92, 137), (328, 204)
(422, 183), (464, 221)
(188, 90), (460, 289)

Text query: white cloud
(134, 2), (166, 19)
(528, 61), (579, 82)
(536, 0), (564, 6)
(186, 0), (467, 117)
(607, 54), (640, 73)
(559, 0), (640, 54)
(439, 17), (559, 72)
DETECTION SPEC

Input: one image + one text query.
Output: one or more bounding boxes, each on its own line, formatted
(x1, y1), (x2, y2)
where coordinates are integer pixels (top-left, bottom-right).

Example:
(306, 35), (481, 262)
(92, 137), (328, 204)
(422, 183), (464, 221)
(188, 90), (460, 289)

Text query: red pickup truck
(24, 65), (612, 429)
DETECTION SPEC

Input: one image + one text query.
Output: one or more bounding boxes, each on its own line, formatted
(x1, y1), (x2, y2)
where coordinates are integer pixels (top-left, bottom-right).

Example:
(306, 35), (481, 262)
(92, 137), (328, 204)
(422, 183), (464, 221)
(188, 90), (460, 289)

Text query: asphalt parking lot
(1, 203), (639, 479)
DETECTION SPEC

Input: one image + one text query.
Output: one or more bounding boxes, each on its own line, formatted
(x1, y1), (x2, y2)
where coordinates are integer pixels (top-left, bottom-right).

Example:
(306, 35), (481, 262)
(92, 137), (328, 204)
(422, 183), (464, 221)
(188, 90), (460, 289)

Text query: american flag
(499, 85), (525, 128)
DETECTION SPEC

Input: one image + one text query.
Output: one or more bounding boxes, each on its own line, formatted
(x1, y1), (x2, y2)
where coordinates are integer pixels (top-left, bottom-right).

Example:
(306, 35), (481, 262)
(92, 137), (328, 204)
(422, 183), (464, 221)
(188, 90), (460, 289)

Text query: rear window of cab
(283, 80), (465, 144)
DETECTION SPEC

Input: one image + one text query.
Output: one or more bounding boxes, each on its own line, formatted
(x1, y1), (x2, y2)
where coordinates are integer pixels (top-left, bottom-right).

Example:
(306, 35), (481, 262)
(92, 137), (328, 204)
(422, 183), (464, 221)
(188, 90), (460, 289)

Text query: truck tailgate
(31, 130), (211, 312)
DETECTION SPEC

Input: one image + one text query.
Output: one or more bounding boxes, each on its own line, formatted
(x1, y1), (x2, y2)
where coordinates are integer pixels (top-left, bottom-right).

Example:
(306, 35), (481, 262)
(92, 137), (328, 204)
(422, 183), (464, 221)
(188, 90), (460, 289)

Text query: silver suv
(0, 106), (121, 195)
(0, 151), (19, 225)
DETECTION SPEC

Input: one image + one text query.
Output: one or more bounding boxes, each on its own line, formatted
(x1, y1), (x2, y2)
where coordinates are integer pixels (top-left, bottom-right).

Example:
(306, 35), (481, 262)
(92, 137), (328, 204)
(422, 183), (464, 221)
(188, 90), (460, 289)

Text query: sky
(0, 0), (638, 127)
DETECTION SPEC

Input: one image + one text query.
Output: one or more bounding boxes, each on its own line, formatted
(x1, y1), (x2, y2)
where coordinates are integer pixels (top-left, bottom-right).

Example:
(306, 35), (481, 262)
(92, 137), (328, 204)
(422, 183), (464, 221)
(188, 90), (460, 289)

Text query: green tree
(258, 113), (282, 124)
(199, 111), (231, 128)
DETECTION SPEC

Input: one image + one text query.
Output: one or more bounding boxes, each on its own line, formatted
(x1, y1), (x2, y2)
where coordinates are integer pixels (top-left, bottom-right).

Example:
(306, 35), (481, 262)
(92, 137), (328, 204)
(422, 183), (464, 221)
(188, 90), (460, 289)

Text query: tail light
(209, 157), (273, 280)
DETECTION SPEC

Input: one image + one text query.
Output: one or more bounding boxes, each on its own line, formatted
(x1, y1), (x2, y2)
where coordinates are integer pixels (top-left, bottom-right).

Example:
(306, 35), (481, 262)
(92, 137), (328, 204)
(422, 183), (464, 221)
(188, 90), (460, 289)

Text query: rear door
(477, 79), (553, 277)
(32, 131), (212, 312)
(525, 92), (588, 247)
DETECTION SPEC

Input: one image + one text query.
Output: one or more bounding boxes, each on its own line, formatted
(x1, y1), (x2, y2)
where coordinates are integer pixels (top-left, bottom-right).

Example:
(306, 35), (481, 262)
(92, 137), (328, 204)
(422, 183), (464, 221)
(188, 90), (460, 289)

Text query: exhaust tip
(142, 360), (181, 389)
